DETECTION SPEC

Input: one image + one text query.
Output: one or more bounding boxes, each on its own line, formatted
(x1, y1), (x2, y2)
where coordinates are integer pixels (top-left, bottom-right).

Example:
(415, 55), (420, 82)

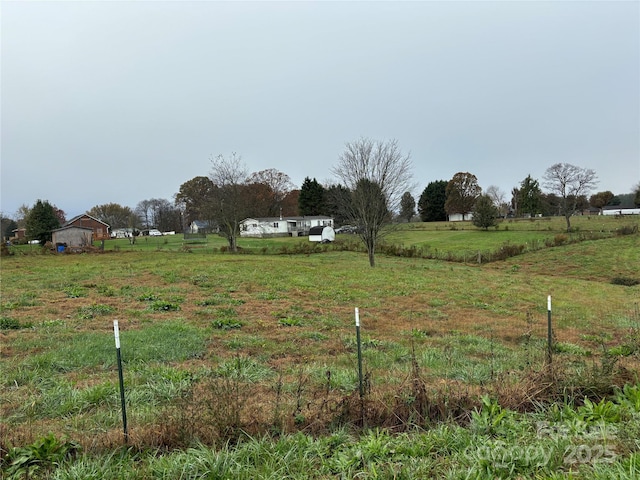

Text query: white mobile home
(240, 216), (333, 238)
(602, 208), (640, 216)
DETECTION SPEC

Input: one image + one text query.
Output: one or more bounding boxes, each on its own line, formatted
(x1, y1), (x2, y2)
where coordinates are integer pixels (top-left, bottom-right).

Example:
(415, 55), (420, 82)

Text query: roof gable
(64, 214), (110, 228)
(52, 225), (94, 233)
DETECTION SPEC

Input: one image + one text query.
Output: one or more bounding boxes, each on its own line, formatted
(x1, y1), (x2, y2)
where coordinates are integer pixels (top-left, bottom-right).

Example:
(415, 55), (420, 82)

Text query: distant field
(9, 214), (635, 256)
(1, 215), (639, 478)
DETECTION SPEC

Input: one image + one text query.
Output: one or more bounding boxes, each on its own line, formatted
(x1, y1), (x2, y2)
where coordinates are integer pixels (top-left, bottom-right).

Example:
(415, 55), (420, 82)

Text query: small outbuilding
(51, 226), (93, 251)
(309, 226), (335, 243)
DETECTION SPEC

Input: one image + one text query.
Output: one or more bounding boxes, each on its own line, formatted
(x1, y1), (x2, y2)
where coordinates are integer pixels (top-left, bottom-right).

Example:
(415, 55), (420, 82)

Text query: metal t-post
(113, 320), (129, 444)
(547, 296), (553, 366)
(355, 308), (364, 398)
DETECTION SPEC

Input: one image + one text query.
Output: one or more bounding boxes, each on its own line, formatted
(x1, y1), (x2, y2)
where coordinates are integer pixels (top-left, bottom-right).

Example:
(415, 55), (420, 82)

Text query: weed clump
(2, 434), (80, 479)
(77, 304), (115, 319)
(0, 316), (30, 330)
(147, 300), (181, 312)
(611, 277), (640, 287)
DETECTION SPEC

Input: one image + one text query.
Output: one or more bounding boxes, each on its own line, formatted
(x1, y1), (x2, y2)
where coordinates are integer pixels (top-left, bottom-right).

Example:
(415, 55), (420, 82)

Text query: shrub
(615, 225), (638, 236)
(553, 234), (568, 246)
(491, 243), (526, 261)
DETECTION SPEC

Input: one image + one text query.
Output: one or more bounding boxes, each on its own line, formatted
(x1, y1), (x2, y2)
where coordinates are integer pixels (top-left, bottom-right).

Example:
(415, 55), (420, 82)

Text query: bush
(553, 234), (568, 245)
(615, 225), (638, 236)
(491, 243), (526, 261)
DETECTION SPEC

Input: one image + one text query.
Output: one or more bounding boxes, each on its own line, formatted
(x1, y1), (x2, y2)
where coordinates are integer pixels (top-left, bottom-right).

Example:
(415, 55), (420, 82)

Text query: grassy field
(1, 216), (639, 478)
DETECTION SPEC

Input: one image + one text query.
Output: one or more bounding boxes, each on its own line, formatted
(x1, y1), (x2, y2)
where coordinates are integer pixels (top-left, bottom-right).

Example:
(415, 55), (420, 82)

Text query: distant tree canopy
(418, 180), (447, 222)
(87, 203), (138, 229)
(633, 183), (640, 207)
(589, 191), (614, 212)
(472, 195), (499, 230)
(25, 199), (60, 244)
(298, 177), (325, 216)
(175, 176), (217, 226)
(444, 172), (481, 220)
(280, 190), (300, 217)
(399, 192), (416, 222)
(517, 175), (542, 216)
(244, 182), (277, 218)
(247, 168), (295, 217)
(1, 216), (18, 241)
(323, 184), (351, 226)
(136, 198), (182, 232)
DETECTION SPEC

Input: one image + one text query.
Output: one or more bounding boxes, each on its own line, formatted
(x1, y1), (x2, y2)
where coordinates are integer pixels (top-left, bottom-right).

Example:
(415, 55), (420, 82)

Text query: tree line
(3, 137), (639, 266)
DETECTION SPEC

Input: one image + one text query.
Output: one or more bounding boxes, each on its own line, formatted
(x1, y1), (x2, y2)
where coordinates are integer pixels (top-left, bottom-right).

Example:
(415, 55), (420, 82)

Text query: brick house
(63, 214), (110, 241)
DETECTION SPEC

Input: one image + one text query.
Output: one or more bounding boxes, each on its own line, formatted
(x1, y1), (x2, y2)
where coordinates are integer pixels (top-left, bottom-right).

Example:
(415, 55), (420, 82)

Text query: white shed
(309, 226), (335, 243)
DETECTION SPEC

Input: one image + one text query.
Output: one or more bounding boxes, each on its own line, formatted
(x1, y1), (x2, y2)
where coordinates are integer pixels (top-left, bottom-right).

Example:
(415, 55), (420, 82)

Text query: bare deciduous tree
(485, 185), (508, 217)
(332, 138), (413, 267)
(210, 153), (249, 252)
(543, 163), (597, 232)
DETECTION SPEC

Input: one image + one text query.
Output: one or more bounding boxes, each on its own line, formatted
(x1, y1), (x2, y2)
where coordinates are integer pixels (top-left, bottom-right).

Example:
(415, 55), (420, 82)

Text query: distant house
(63, 214), (110, 240)
(602, 208), (640, 216)
(11, 228), (26, 240)
(448, 212), (474, 222)
(240, 216), (333, 238)
(51, 225), (93, 249)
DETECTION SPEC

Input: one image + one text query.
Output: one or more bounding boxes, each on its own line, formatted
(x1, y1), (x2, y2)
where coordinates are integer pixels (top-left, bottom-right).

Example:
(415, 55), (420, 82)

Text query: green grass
(1, 217), (638, 477)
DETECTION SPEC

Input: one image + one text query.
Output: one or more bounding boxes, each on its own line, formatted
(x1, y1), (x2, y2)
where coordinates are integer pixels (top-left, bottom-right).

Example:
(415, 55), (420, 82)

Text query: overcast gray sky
(2, 0), (638, 219)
